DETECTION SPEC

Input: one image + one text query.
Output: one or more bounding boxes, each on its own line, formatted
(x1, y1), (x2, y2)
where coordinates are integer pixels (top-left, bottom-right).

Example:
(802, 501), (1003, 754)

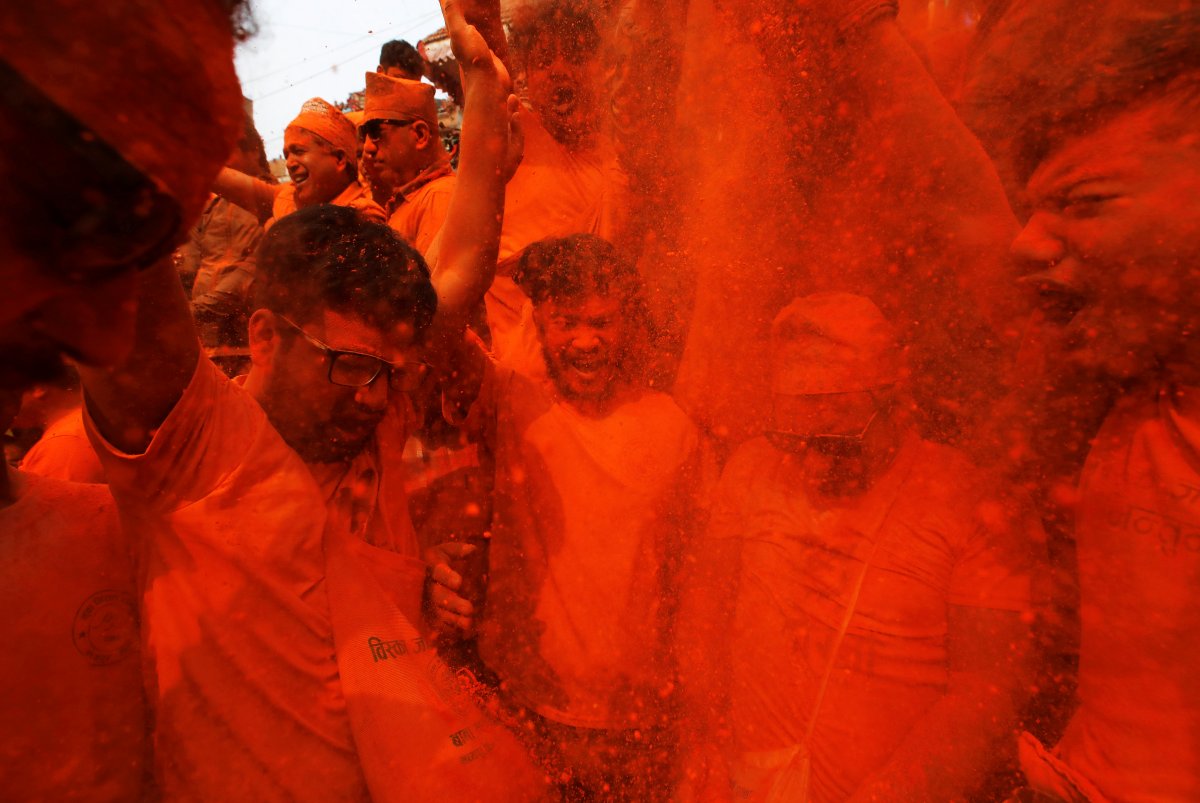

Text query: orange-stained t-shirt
(270, 179), (386, 229)
(475, 365), (705, 729)
(709, 436), (1037, 801)
(19, 407), (105, 483)
(386, 159), (455, 257)
(83, 356), (426, 801)
(0, 471), (145, 801)
(1055, 385), (1200, 801)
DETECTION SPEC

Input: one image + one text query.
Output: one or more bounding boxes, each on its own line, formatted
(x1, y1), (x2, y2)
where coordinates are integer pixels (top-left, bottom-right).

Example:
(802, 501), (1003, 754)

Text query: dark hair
(514, 234), (640, 305)
(215, 0), (257, 42)
(1016, 9), (1200, 180)
(509, 1), (601, 67)
(255, 204), (437, 339)
(379, 39), (424, 77)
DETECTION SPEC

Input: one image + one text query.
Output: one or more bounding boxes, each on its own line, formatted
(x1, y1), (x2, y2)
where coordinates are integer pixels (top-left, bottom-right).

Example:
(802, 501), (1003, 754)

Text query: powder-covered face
(1013, 99), (1200, 382)
(523, 33), (602, 149)
(535, 294), (628, 404)
(255, 308), (421, 464)
(284, 128), (350, 208)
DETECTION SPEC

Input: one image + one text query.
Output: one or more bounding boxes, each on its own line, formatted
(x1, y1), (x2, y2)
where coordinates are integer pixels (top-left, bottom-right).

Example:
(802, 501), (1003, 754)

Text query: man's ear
(248, 308), (281, 368)
(331, 148), (350, 172)
(412, 120), (434, 149)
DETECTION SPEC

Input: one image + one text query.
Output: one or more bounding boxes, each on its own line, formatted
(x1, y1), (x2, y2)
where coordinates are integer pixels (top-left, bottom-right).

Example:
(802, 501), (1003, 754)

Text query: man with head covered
(360, 72), (456, 256)
(0, 0), (246, 797)
(214, 97), (384, 228)
(1009, 10), (1200, 801)
(677, 293), (1043, 801)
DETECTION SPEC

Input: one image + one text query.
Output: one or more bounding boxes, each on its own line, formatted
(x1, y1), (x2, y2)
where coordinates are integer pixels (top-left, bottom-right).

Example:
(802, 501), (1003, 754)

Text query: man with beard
(1, 0), (247, 795)
(434, 234), (707, 799)
(360, 72), (456, 256)
(676, 293), (1040, 801)
(1009, 11), (1200, 801)
(76, 5), (543, 799)
(214, 97), (384, 229)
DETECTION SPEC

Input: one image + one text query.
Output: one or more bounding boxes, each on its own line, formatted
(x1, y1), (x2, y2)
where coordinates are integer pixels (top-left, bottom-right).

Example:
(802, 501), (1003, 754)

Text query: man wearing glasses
(360, 72), (456, 256)
(677, 293), (1042, 801)
(75, 6), (542, 799)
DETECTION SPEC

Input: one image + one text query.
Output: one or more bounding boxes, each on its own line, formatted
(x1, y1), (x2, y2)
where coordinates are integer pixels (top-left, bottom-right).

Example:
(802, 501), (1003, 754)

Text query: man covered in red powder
(678, 293), (1042, 801)
(0, 1), (245, 798)
(214, 97), (385, 229)
(428, 234), (708, 799)
(360, 71), (457, 256)
(1010, 10), (1200, 801)
(74, 2), (544, 799)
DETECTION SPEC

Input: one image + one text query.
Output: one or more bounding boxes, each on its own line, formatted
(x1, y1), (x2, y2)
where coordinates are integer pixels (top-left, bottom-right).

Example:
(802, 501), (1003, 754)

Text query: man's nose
(571, 329), (601, 350)
(362, 137), (377, 158)
(1011, 212), (1066, 268)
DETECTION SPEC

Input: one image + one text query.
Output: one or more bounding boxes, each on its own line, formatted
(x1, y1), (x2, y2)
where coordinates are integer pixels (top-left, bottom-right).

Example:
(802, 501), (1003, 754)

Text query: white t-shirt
(476, 366), (705, 729)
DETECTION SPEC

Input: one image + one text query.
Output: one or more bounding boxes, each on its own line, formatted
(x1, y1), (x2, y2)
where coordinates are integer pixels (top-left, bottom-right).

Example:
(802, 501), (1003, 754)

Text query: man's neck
(559, 382), (638, 419)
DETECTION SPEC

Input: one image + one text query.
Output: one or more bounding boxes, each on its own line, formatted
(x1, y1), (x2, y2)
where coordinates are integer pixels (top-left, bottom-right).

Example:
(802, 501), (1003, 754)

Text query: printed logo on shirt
(73, 590), (138, 666)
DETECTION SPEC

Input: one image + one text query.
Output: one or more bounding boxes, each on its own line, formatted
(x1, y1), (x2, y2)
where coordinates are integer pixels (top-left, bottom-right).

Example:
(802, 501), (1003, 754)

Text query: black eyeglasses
(767, 389), (896, 458)
(361, 118), (416, 142)
(0, 59), (183, 285)
(275, 313), (430, 393)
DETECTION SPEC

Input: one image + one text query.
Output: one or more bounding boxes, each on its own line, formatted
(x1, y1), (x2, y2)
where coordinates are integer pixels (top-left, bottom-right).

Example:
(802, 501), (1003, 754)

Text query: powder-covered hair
(1016, 9), (1200, 181)
(254, 204), (437, 340)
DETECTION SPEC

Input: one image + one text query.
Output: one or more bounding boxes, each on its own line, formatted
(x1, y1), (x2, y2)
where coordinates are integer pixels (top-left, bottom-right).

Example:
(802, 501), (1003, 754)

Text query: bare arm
(848, 605), (1035, 801)
(427, 0), (517, 351)
(79, 258), (200, 454)
(212, 167), (281, 225)
(456, 0), (509, 70)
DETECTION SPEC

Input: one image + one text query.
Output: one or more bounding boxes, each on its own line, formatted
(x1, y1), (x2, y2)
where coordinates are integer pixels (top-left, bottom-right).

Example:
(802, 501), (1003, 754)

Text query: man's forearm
(212, 167), (280, 224)
(80, 260), (200, 454)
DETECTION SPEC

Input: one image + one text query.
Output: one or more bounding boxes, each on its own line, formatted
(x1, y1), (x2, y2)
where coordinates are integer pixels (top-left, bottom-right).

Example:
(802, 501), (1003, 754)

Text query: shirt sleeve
(84, 355), (271, 514)
(947, 484), (1042, 613)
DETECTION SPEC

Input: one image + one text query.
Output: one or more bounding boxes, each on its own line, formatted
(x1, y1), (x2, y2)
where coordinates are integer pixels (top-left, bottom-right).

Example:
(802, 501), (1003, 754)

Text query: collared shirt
(386, 157), (455, 257)
(270, 180), (386, 229)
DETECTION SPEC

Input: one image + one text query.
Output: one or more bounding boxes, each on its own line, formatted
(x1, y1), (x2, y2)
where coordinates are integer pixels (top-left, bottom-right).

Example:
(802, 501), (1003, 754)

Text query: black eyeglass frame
(274, 312), (430, 393)
(360, 118), (418, 142)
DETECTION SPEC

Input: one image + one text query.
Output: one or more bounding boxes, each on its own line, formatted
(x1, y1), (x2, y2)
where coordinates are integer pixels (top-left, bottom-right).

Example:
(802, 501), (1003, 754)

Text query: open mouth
(550, 85), (577, 115)
(567, 357), (605, 381)
(1021, 277), (1087, 327)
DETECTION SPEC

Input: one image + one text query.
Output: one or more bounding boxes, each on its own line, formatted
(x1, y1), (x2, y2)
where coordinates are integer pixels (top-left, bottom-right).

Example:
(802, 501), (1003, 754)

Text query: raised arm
(79, 258), (200, 454)
(426, 0), (518, 348)
(212, 167), (281, 225)
(455, 0), (509, 71)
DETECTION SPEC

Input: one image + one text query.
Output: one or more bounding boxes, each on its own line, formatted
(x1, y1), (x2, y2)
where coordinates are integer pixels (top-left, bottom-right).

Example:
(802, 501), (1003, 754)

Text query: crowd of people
(1, 0), (1197, 800)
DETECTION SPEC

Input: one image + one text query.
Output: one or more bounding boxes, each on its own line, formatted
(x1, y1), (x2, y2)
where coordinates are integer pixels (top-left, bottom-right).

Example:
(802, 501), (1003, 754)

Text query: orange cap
(287, 98), (358, 158)
(362, 72), (437, 126)
(770, 293), (905, 395)
(2, 0), (244, 229)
